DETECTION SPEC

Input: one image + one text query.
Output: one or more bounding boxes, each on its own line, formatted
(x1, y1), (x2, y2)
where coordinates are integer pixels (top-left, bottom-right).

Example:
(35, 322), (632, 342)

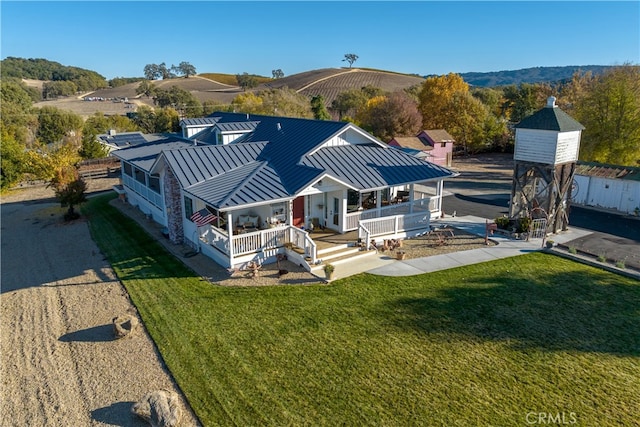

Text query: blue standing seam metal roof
(216, 121), (260, 132)
(302, 145), (455, 189)
(98, 132), (149, 148)
(180, 117), (220, 126)
(161, 142), (267, 188)
(138, 112), (457, 210)
(110, 135), (195, 172)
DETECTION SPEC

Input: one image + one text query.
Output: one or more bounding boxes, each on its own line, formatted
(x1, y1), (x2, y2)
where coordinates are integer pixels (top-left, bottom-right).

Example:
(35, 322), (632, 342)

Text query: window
(134, 168), (146, 184)
(149, 175), (160, 194)
(184, 196), (193, 219)
(123, 163), (133, 176)
(217, 132), (223, 145)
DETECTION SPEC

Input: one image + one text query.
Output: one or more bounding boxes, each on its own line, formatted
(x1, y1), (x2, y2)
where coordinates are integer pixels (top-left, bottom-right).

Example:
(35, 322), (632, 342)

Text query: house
(112, 112), (457, 270)
(97, 130), (151, 153)
(388, 129), (455, 167)
(572, 162), (640, 215)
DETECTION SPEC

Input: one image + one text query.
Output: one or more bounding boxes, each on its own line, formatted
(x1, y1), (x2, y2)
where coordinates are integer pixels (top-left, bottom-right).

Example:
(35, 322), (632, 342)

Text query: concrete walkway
(331, 215), (594, 280)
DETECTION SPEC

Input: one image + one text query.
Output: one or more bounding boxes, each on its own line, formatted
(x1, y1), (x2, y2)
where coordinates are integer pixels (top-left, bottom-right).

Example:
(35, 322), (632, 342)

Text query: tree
(502, 83), (544, 123)
(343, 53), (358, 68)
(79, 131), (108, 159)
(418, 73), (469, 129)
(172, 61), (197, 78)
(272, 69), (285, 79)
(136, 80), (156, 98)
(51, 165), (86, 221)
(236, 72), (259, 91)
(311, 95), (331, 120)
(158, 63), (173, 80)
(152, 86), (202, 117)
(133, 106), (180, 133)
(574, 65), (640, 166)
(0, 128), (27, 189)
(36, 106), (83, 144)
(43, 80), (77, 99)
(359, 92), (422, 141)
(331, 88), (370, 120)
(231, 88), (313, 118)
(143, 63), (162, 80)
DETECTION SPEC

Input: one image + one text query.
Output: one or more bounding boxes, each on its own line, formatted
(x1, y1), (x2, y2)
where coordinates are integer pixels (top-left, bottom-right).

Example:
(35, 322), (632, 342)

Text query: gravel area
(1, 181), (199, 427)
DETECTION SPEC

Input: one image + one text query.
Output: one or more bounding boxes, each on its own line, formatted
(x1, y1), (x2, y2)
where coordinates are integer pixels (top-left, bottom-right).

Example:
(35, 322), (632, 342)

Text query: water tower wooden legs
(509, 161), (576, 234)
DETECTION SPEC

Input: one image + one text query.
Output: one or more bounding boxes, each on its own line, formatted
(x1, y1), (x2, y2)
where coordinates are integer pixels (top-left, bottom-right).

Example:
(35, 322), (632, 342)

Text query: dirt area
(1, 181), (200, 426)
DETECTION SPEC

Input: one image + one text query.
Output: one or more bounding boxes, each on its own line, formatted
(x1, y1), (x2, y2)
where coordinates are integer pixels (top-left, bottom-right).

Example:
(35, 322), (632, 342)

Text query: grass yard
(84, 194), (640, 426)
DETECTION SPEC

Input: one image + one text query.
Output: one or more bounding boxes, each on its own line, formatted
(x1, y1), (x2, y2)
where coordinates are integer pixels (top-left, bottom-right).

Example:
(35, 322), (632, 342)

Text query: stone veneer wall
(163, 168), (184, 244)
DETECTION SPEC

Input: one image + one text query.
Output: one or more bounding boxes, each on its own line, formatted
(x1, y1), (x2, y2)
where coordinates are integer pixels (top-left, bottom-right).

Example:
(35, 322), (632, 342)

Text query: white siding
(321, 128), (379, 148)
(515, 129), (581, 165)
(554, 131), (581, 164)
(514, 129), (557, 164)
(574, 174), (640, 214)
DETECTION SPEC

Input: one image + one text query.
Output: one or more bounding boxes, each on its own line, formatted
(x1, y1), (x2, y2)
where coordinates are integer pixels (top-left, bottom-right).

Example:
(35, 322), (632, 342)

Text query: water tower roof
(515, 99), (585, 132)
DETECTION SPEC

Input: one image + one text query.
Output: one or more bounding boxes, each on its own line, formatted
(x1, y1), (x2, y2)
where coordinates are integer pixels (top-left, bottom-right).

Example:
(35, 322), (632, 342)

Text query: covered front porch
(189, 180), (444, 270)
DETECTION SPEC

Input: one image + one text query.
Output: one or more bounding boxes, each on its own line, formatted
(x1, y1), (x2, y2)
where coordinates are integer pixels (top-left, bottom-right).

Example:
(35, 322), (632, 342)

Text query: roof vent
(546, 96), (557, 108)
(108, 129), (116, 136)
(277, 123), (282, 131)
(246, 113), (250, 120)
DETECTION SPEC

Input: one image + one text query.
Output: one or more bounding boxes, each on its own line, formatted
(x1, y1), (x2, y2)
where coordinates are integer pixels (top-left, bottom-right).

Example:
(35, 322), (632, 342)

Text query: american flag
(190, 208), (217, 227)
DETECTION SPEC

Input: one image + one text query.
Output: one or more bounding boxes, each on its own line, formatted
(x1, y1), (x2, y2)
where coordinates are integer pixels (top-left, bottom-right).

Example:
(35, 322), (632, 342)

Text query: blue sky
(2, 1), (638, 80)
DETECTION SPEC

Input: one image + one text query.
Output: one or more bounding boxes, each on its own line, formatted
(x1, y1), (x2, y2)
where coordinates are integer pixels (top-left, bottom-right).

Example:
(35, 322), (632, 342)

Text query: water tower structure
(509, 96), (585, 233)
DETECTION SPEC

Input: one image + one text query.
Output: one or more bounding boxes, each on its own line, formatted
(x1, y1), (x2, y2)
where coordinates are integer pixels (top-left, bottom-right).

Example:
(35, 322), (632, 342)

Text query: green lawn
(84, 194), (640, 426)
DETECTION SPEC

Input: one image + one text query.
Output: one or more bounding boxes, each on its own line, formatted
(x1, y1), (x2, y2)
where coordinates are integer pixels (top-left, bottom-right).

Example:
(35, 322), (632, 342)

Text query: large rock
(112, 314), (138, 338)
(131, 389), (182, 427)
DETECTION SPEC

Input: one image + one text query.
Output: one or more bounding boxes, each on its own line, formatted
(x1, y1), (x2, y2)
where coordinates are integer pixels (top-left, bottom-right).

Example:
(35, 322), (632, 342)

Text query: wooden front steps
(309, 242), (378, 275)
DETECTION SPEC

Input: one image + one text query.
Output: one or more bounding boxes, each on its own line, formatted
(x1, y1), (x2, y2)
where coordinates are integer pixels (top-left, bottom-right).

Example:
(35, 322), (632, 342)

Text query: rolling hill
(24, 64), (615, 118)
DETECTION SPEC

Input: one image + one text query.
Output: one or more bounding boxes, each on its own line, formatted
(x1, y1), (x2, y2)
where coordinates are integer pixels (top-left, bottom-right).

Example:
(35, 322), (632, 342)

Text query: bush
(495, 216), (510, 229)
(516, 217), (531, 233)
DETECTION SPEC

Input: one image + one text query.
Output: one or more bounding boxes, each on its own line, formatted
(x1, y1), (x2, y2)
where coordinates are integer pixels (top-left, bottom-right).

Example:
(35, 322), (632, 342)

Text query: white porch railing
(231, 227), (288, 256)
(289, 227), (317, 265)
(199, 225), (318, 267)
(123, 174), (164, 209)
(345, 196), (437, 231)
(358, 212), (430, 249)
(200, 226), (230, 254)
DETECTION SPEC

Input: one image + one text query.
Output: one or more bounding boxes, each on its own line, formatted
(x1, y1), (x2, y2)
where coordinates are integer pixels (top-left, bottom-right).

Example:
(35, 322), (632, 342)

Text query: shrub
(597, 253), (607, 263)
(568, 247), (577, 254)
(616, 258), (627, 269)
(516, 217), (531, 233)
(495, 216), (510, 229)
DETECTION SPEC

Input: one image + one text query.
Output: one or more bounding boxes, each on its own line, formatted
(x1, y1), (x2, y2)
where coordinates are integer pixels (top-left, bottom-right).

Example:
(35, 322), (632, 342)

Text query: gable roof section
(186, 162), (290, 209)
(422, 129), (455, 143)
(180, 117), (219, 127)
(302, 145), (455, 190)
(515, 105), (585, 132)
(161, 142), (268, 188)
(217, 121), (260, 132)
(391, 136), (433, 151)
(110, 135), (194, 172)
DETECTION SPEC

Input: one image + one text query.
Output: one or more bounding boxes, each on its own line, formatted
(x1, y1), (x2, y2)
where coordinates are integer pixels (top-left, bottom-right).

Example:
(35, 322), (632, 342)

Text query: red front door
(292, 196), (304, 228)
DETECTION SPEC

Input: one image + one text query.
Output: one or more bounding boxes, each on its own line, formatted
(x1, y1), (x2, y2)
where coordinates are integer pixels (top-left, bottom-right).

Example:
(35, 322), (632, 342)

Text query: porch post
(227, 212), (234, 266)
(436, 180), (444, 212)
(409, 184), (415, 213)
